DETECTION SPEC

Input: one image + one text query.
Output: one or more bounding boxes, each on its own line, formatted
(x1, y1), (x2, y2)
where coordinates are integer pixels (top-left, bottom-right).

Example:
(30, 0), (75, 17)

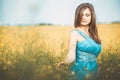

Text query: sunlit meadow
(0, 24), (120, 80)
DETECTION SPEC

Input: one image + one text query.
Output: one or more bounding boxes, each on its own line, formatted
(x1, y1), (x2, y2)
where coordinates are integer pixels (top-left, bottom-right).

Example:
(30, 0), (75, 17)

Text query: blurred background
(0, 0), (120, 26)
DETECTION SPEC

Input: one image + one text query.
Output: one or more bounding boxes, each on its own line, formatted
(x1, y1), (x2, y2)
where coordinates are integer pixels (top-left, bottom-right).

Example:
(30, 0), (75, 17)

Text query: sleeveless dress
(67, 29), (102, 80)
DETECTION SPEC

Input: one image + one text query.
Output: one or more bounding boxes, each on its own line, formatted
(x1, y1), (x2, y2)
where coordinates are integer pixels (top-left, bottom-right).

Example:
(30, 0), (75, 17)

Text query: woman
(57, 3), (102, 80)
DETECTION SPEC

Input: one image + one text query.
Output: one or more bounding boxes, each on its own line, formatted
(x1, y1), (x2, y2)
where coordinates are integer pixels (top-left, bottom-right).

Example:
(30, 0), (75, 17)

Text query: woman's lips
(81, 21), (87, 22)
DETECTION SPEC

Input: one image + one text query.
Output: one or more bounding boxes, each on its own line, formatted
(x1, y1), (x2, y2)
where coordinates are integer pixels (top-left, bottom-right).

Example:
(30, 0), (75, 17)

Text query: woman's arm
(64, 30), (77, 64)
(57, 31), (77, 69)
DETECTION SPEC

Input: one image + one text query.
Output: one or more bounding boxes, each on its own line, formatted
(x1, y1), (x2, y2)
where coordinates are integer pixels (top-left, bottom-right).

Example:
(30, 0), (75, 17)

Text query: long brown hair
(74, 3), (101, 44)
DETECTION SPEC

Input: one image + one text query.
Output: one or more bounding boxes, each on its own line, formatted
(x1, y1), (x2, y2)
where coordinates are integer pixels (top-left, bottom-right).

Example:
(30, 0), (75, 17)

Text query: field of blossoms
(0, 24), (120, 80)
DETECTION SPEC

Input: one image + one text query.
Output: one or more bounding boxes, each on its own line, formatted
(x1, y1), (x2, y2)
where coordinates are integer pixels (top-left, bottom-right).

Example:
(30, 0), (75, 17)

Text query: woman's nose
(82, 15), (86, 19)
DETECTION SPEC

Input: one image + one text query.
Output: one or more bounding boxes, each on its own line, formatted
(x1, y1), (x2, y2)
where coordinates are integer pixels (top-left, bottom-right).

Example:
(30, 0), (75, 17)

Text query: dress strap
(71, 29), (88, 40)
(71, 29), (99, 45)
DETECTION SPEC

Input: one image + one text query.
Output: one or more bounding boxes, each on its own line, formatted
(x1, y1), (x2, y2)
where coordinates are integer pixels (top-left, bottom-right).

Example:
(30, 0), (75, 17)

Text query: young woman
(57, 3), (102, 80)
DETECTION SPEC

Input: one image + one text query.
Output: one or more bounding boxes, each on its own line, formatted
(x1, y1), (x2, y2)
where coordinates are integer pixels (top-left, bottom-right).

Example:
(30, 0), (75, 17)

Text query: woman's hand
(56, 61), (68, 71)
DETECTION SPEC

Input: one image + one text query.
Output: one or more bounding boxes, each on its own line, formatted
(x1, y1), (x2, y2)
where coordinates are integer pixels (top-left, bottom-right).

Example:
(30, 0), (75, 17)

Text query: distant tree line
(111, 21), (120, 24)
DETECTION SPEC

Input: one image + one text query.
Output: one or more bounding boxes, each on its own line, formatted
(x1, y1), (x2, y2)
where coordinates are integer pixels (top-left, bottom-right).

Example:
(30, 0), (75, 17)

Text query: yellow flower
(2, 29), (6, 32)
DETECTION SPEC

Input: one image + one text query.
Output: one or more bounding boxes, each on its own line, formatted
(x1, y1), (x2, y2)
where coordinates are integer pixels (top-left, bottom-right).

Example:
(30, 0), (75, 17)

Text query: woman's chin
(80, 23), (89, 26)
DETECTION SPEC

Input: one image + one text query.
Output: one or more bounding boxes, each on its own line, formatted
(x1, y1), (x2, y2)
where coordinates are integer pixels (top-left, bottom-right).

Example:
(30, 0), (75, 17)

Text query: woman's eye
(86, 14), (90, 17)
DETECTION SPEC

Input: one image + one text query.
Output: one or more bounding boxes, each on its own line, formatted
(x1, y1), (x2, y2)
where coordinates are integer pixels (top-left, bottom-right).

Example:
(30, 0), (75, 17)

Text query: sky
(0, 0), (120, 26)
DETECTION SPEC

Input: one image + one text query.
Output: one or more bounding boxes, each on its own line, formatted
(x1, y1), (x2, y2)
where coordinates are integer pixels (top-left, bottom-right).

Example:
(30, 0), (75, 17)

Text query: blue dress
(68, 29), (102, 80)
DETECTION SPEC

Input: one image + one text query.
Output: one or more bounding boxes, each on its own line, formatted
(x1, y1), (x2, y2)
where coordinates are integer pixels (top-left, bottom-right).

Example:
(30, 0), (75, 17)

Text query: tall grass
(0, 24), (120, 80)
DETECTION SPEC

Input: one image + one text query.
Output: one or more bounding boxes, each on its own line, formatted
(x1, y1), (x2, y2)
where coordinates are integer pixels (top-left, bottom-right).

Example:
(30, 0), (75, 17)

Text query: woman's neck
(76, 25), (90, 36)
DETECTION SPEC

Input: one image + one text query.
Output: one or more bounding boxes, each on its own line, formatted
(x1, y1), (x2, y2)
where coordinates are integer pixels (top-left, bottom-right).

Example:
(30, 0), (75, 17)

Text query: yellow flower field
(0, 24), (120, 80)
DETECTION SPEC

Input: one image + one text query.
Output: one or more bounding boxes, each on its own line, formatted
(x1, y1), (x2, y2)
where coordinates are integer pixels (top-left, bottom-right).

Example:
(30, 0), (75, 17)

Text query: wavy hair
(74, 3), (101, 44)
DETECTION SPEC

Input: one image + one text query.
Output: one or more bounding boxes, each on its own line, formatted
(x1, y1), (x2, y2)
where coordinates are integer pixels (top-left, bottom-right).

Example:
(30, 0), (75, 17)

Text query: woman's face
(80, 8), (91, 26)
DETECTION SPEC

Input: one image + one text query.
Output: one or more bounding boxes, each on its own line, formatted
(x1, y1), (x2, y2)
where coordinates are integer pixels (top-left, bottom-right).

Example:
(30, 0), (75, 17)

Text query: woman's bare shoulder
(70, 28), (79, 33)
(69, 29), (81, 40)
(70, 29), (85, 41)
